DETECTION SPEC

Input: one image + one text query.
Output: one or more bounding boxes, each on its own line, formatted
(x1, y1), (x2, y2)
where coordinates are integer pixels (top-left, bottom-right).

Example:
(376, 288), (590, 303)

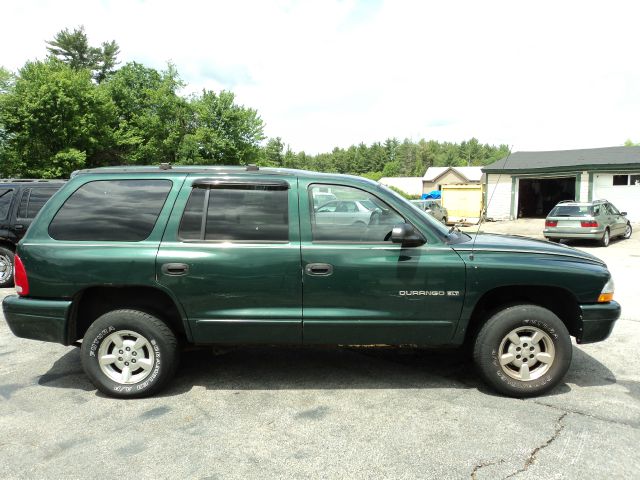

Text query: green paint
(588, 172), (594, 201)
(575, 172), (582, 201)
(2, 166), (620, 350)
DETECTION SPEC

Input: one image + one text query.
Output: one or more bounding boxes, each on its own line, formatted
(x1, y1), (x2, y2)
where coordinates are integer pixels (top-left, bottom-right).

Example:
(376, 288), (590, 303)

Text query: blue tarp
(422, 190), (441, 199)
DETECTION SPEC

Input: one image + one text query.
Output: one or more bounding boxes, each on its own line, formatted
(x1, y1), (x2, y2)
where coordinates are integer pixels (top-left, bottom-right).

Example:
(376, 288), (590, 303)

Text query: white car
(314, 199), (380, 225)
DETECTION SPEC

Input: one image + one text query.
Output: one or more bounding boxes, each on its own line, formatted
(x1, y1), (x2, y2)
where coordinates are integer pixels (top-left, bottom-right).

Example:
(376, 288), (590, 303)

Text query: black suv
(0, 179), (65, 287)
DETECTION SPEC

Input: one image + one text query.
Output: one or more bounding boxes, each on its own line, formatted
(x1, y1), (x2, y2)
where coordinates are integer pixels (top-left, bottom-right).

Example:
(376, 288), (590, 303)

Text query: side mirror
(391, 223), (425, 247)
(621, 212), (627, 216)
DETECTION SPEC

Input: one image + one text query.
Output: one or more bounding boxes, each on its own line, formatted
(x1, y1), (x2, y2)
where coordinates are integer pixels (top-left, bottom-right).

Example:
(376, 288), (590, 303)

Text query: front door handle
(305, 263), (333, 276)
(161, 263), (189, 276)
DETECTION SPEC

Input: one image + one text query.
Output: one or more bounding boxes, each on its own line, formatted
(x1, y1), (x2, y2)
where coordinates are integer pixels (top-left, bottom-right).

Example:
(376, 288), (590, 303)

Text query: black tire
(599, 228), (610, 247)
(442, 217), (448, 224)
(473, 304), (572, 398)
(0, 246), (15, 288)
(81, 309), (178, 398)
(623, 223), (632, 240)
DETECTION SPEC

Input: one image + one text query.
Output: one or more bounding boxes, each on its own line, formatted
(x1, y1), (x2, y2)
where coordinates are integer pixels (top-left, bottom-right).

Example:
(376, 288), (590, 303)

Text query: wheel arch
(69, 285), (191, 344)
(464, 285), (582, 343)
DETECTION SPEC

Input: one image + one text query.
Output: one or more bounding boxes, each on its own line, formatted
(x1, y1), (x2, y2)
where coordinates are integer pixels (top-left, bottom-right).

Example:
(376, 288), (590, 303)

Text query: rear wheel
(0, 246), (14, 288)
(473, 304), (572, 397)
(81, 309), (178, 398)
(623, 223), (632, 240)
(599, 228), (610, 247)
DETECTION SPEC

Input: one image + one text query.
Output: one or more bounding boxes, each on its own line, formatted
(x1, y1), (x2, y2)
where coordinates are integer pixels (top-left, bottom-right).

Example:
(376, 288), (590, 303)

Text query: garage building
(483, 146), (640, 222)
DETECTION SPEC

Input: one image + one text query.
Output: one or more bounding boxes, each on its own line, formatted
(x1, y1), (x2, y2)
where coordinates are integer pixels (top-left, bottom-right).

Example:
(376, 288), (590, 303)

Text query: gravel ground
(1, 220), (639, 479)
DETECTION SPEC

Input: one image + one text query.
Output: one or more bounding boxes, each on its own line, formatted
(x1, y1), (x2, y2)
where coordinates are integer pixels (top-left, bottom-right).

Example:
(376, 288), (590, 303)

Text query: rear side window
(0, 188), (14, 220)
(49, 180), (172, 241)
(179, 185), (289, 242)
(18, 187), (60, 219)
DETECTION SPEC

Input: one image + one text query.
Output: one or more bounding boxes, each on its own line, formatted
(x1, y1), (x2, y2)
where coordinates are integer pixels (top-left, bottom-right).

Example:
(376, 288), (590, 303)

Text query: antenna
(470, 146), (513, 260)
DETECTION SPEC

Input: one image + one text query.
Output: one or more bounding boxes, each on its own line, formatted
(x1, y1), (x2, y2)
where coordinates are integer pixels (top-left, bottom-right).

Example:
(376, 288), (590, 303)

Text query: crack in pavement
(533, 400), (639, 429)
(470, 459), (506, 479)
(502, 412), (568, 479)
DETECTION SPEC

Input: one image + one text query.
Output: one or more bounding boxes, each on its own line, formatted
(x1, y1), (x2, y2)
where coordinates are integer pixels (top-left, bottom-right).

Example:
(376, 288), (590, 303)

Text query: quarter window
(18, 187), (60, 219)
(48, 180), (172, 241)
(0, 189), (14, 220)
(309, 184), (404, 242)
(179, 185), (289, 242)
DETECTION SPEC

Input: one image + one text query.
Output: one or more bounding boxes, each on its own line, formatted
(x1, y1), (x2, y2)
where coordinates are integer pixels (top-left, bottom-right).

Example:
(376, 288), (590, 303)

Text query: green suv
(2, 166), (620, 398)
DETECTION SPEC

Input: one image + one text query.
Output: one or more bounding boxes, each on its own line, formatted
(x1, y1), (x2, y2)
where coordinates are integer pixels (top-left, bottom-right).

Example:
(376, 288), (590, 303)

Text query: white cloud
(2, 0), (640, 153)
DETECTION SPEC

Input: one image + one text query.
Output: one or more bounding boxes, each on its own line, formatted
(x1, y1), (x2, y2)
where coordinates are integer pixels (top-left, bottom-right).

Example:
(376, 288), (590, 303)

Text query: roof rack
(592, 199), (608, 203)
(557, 200), (575, 204)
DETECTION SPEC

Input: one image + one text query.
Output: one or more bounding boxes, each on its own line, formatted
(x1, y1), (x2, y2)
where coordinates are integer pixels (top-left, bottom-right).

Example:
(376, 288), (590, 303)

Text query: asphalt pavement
(1, 222), (638, 479)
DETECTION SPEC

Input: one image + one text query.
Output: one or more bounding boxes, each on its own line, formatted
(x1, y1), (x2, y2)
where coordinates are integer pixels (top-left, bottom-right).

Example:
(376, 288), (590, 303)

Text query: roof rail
(592, 199), (608, 203)
(0, 178), (66, 183)
(557, 199), (575, 204)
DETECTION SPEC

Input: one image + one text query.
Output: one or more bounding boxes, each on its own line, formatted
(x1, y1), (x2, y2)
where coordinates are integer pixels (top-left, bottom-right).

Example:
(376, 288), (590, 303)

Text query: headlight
(598, 277), (615, 303)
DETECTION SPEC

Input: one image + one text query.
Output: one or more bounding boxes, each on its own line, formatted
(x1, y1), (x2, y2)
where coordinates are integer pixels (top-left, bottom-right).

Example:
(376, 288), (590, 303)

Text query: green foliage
(0, 59), (115, 177)
(46, 26), (120, 83)
(624, 139), (639, 146)
(177, 90), (264, 165)
(105, 62), (187, 165)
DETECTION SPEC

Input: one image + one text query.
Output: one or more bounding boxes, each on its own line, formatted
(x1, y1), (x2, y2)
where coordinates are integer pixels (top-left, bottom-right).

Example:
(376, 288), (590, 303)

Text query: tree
(0, 59), (115, 177)
(105, 62), (188, 164)
(178, 90), (264, 165)
(46, 26), (120, 83)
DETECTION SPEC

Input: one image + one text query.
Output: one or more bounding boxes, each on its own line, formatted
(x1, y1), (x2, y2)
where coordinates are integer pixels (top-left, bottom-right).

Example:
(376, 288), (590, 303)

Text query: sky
(2, 0), (640, 154)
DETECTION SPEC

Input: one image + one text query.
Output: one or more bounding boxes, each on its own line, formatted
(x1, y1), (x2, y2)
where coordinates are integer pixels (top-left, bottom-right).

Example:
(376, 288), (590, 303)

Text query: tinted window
(179, 186), (289, 242)
(49, 180), (172, 241)
(0, 189), (14, 220)
(549, 205), (593, 217)
(612, 175), (628, 186)
(18, 187), (60, 219)
(309, 184), (404, 242)
(631, 175), (640, 186)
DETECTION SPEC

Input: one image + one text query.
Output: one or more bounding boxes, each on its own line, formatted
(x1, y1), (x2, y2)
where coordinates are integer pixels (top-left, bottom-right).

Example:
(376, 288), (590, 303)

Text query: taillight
(580, 221), (599, 228)
(545, 220), (557, 227)
(14, 254), (29, 296)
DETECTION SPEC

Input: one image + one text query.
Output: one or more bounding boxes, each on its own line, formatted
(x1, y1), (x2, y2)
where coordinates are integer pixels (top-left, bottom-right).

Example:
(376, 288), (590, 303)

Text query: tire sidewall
(475, 305), (572, 397)
(81, 311), (176, 398)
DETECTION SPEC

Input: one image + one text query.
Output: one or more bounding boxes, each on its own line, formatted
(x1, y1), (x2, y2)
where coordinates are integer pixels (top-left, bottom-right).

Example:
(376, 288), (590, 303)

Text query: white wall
(485, 174), (514, 220)
(593, 173), (640, 222)
(578, 171), (589, 202)
(378, 177), (424, 196)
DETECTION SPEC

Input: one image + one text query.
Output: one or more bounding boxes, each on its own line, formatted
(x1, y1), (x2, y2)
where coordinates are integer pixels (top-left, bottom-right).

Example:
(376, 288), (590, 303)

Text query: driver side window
(309, 184), (404, 243)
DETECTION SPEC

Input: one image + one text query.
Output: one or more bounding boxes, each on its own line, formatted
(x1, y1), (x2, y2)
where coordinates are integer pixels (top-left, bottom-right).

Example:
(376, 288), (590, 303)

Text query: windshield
(549, 205), (594, 217)
(377, 183), (451, 236)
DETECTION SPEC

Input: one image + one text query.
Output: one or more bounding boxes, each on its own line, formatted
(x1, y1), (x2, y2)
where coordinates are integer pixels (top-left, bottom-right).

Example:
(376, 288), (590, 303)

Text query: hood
(452, 233), (605, 265)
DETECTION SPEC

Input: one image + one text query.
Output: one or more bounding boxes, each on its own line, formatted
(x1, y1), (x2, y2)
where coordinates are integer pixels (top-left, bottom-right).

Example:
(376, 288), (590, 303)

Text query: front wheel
(473, 304), (572, 397)
(81, 309), (178, 398)
(623, 223), (632, 240)
(0, 246), (14, 288)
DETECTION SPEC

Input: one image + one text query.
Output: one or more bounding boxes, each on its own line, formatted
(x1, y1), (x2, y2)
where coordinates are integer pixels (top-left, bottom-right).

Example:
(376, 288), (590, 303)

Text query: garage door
(593, 173), (640, 222)
(441, 184), (482, 224)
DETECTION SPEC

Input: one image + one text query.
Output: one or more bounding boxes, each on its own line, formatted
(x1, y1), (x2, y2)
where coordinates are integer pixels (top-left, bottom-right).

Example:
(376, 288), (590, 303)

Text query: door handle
(305, 263), (333, 276)
(161, 263), (189, 276)
(14, 224), (24, 230)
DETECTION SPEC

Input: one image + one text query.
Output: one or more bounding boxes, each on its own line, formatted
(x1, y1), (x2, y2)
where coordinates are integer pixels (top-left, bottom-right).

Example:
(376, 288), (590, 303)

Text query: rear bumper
(576, 301), (620, 344)
(2, 295), (72, 345)
(543, 229), (604, 240)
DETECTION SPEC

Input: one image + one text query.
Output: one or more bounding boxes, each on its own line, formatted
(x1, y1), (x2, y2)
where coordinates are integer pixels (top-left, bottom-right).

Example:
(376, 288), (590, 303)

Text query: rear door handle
(305, 263), (333, 276)
(161, 263), (189, 276)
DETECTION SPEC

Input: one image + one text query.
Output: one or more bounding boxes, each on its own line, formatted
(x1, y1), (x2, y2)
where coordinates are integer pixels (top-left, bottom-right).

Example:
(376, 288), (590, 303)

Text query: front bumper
(2, 295), (72, 345)
(576, 301), (620, 344)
